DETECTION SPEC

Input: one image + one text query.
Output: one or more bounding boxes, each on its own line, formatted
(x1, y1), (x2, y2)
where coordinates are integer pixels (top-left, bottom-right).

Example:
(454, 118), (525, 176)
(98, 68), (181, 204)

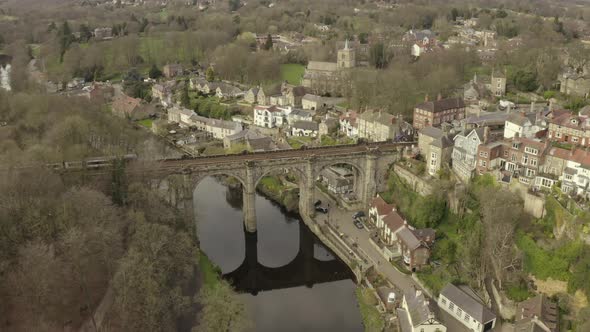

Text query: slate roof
(397, 227), (421, 250)
(404, 289), (436, 327)
(420, 126), (453, 149)
(464, 111), (510, 126)
(359, 109), (398, 126)
(382, 211), (405, 233)
(415, 98), (465, 113)
(439, 284), (496, 324)
(307, 61), (339, 72)
(370, 196), (395, 216)
(516, 295), (558, 332)
(292, 120), (319, 131)
(507, 112), (536, 126)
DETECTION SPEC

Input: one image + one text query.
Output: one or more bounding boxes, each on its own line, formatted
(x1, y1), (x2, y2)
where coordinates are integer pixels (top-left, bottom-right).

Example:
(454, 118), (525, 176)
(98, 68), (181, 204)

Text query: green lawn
(280, 64), (305, 85)
(199, 252), (222, 289)
(259, 176), (285, 192)
(287, 136), (314, 149)
(138, 119), (153, 128)
(355, 288), (385, 332)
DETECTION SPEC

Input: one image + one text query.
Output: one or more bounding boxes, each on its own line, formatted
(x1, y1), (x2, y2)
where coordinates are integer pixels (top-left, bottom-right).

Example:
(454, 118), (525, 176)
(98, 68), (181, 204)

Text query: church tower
(337, 39), (356, 69)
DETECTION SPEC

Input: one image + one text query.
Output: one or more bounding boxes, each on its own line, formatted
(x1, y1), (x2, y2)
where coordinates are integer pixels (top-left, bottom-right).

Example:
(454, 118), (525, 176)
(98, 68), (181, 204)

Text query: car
(352, 211), (365, 219)
(315, 206), (328, 213)
(314, 200), (322, 207)
(353, 219), (364, 230)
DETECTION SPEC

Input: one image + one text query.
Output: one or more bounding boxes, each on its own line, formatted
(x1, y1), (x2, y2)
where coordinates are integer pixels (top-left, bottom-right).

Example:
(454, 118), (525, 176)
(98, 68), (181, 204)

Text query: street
(313, 188), (421, 294)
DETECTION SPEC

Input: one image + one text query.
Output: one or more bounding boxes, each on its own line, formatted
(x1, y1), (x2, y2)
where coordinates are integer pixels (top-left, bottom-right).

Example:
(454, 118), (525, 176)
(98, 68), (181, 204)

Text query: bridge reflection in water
(223, 221), (353, 295)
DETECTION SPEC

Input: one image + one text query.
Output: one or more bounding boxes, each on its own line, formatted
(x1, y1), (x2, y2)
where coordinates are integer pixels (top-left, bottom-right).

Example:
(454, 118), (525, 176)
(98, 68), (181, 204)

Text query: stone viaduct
(153, 142), (412, 233)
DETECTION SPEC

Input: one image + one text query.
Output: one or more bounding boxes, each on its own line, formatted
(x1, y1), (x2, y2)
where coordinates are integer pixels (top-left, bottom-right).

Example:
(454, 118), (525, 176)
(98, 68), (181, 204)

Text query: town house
(357, 109), (411, 142)
(413, 96), (466, 130)
(244, 87), (259, 104)
(418, 126), (454, 176)
(547, 111), (590, 147)
(452, 127), (490, 183)
(504, 112), (546, 139)
(560, 148), (590, 198)
(504, 137), (548, 186)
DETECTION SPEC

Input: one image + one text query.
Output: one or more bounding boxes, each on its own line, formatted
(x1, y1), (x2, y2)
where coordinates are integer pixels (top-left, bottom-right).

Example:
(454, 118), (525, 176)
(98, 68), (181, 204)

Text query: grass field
(138, 119), (153, 128)
(355, 288), (385, 332)
(280, 64), (305, 85)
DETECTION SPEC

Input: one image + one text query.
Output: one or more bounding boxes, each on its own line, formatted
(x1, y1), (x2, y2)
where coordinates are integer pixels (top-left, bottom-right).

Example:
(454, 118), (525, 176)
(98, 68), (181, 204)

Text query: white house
(167, 105), (242, 139)
(504, 112), (544, 139)
(253, 105), (285, 128)
(340, 111), (359, 137)
(369, 195), (395, 226)
(290, 121), (319, 137)
(168, 106), (196, 128)
(206, 119), (243, 139)
(561, 149), (590, 198)
(398, 289), (447, 332)
(438, 284), (496, 332)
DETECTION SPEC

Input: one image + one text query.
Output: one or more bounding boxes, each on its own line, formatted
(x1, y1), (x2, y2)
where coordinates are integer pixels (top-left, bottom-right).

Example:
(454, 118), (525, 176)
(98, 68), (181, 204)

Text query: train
(46, 154), (138, 170)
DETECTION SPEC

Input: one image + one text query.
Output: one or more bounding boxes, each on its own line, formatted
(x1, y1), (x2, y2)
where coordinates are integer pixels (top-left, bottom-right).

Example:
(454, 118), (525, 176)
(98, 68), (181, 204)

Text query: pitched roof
(307, 61), (338, 72)
(420, 126), (453, 148)
(397, 227), (421, 250)
(382, 211), (405, 233)
(516, 295), (558, 332)
(415, 97), (465, 113)
(412, 228), (436, 243)
(292, 120), (319, 131)
(440, 284), (496, 324)
(359, 109), (398, 127)
(303, 94), (324, 102)
(112, 94), (141, 115)
(507, 112), (535, 126)
(404, 289), (436, 327)
(370, 195), (395, 216)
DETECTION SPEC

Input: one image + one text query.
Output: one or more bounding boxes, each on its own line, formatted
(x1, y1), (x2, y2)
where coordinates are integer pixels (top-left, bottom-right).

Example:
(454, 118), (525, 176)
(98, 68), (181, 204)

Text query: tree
(206, 67), (216, 82)
(180, 80), (191, 108)
(228, 0), (240, 12)
(369, 42), (390, 69)
(148, 64), (162, 79)
(263, 33), (273, 51)
(478, 188), (523, 289)
(79, 24), (92, 43)
(194, 280), (250, 332)
(58, 21), (74, 63)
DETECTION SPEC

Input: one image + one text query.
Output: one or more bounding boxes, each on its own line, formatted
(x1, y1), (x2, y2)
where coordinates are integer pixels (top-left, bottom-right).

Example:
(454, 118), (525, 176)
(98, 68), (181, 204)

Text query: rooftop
(439, 283), (496, 324)
(415, 97), (465, 113)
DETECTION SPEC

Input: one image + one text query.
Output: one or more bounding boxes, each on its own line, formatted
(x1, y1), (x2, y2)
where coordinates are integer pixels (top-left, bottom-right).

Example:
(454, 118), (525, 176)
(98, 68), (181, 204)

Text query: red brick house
(413, 96), (466, 130)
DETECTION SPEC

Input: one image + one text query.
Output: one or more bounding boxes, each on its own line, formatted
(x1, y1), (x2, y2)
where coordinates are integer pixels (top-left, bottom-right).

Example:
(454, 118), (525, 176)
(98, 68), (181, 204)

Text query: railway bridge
(148, 142), (412, 233)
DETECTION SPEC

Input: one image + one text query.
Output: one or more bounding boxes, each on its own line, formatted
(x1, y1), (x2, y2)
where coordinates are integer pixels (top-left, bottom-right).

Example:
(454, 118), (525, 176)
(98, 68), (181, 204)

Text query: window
(556, 132), (562, 138)
(512, 143), (519, 149)
(522, 155), (529, 165)
(504, 150), (509, 157)
(565, 174), (573, 181)
(431, 152), (438, 160)
(465, 314), (470, 322)
(441, 298), (447, 305)
(526, 168), (536, 177)
(531, 158), (537, 167)
(457, 308), (463, 316)
(449, 303), (455, 311)
(511, 154), (517, 162)
(525, 147), (538, 155)
(479, 151), (488, 157)
(482, 160), (487, 167)
(573, 137), (579, 143)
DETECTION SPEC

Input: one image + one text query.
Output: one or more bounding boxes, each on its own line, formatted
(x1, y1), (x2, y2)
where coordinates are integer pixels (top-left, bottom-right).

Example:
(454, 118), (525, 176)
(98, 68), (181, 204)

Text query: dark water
(194, 177), (363, 332)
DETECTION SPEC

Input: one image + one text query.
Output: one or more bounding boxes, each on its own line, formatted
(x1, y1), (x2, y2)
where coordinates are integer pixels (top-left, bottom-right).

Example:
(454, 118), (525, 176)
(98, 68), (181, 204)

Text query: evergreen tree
(263, 33), (273, 50)
(180, 80), (190, 107)
(206, 67), (216, 82)
(148, 64), (162, 79)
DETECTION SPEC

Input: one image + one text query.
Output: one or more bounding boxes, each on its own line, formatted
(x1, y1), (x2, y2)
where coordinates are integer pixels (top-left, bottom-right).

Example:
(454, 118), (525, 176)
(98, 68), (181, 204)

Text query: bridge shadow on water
(223, 220), (354, 295)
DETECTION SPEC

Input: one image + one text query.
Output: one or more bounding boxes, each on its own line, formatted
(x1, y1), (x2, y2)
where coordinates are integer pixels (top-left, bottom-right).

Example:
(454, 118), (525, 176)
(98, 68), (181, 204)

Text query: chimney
(483, 126), (490, 143)
(530, 101), (535, 113)
(437, 92), (442, 101)
(425, 94), (429, 102)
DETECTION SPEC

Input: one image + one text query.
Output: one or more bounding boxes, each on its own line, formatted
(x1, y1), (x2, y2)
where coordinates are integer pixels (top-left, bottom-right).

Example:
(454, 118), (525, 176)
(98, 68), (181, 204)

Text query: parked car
(353, 211), (365, 219)
(353, 219), (364, 229)
(315, 206), (328, 214)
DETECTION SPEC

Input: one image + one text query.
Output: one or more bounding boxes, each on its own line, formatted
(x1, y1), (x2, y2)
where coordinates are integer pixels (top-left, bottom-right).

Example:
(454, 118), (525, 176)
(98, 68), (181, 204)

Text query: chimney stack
(425, 94), (429, 102)
(437, 92), (443, 101)
(483, 126), (490, 143)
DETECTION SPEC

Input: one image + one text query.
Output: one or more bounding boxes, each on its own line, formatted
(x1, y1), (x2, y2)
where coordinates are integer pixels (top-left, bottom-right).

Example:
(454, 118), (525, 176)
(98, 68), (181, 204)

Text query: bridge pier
(302, 159), (316, 217)
(244, 164), (257, 233)
(361, 153), (378, 207)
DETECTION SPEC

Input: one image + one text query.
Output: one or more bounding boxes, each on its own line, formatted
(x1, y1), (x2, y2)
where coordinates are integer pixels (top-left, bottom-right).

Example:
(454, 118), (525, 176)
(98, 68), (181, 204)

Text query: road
(312, 188), (420, 294)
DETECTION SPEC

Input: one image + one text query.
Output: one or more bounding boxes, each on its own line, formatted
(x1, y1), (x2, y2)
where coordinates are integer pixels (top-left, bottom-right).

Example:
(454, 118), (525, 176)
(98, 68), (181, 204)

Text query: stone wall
(393, 164), (433, 196)
(508, 181), (546, 218)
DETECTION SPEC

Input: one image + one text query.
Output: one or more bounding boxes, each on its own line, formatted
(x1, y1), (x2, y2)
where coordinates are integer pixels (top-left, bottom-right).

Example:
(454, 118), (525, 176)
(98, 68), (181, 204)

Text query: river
(194, 176), (363, 332)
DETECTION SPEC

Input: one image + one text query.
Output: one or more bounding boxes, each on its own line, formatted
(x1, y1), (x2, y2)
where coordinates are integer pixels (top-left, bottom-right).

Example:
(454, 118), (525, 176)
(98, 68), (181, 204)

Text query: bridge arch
(313, 158), (367, 206)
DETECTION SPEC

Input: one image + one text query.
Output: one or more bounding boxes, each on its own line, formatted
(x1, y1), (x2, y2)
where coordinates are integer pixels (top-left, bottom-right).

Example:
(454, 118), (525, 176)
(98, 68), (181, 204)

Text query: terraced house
(413, 96), (466, 130)
(547, 111), (590, 147)
(357, 109), (412, 142)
